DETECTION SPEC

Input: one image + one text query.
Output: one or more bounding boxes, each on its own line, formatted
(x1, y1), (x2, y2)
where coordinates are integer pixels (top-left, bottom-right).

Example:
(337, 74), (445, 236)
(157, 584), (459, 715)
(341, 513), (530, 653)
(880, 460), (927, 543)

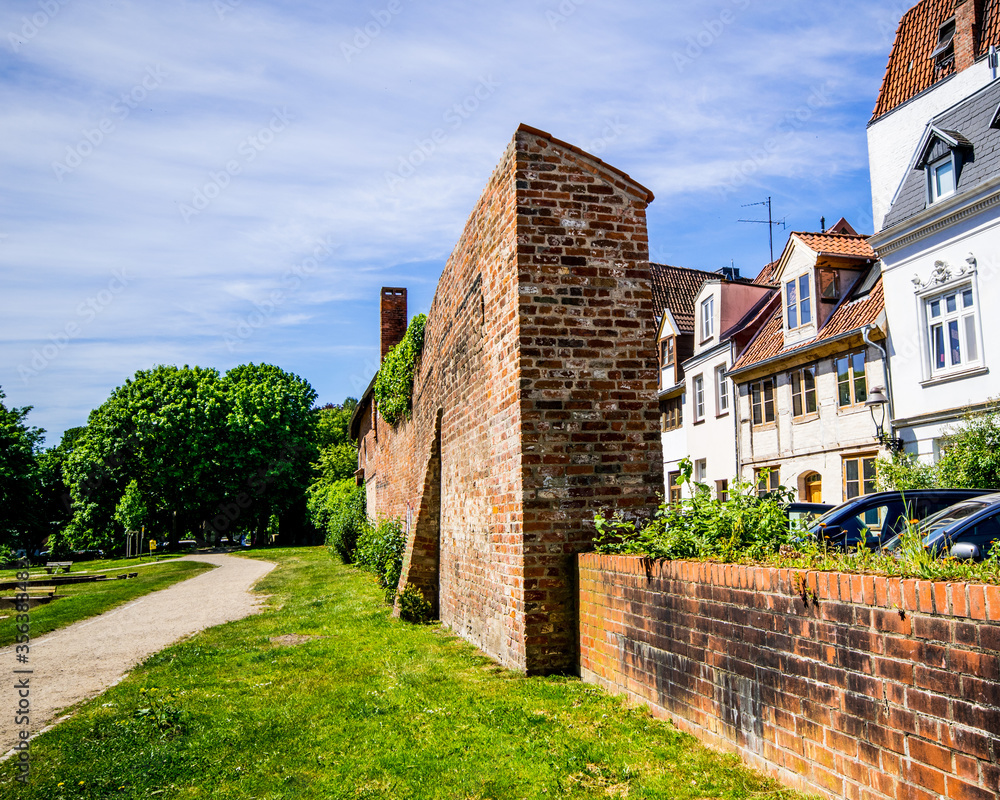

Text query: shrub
(307, 479), (367, 563)
(594, 459), (794, 563)
(374, 314), (427, 425)
(396, 584), (432, 624)
(354, 516), (406, 601)
(878, 399), (1000, 491)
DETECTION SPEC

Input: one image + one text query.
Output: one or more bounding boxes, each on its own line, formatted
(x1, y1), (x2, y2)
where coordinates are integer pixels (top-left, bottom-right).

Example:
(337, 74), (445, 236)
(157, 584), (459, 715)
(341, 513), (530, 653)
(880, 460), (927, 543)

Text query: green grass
(0, 552), (188, 581)
(0, 560), (214, 647)
(1, 547), (815, 800)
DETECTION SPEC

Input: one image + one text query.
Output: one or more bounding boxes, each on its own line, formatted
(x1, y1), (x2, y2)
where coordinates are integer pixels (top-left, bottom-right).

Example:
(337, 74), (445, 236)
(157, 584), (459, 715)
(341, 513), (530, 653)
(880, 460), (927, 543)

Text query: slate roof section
(871, 0), (1000, 121)
(792, 232), (876, 260)
(731, 274), (885, 374)
(648, 263), (720, 333)
(882, 78), (1000, 229)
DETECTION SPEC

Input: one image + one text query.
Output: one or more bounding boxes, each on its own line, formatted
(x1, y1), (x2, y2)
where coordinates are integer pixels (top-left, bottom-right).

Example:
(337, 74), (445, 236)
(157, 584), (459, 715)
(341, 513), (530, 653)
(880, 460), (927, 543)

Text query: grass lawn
(1, 548), (815, 800)
(0, 553), (188, 581)
(0, 560), (215, 648)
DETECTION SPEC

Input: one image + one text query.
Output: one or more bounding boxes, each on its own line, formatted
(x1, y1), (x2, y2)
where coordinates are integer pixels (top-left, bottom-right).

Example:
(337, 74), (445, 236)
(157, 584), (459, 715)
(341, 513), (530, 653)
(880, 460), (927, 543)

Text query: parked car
(808, 489), (992, 550)
(787, 502), (832, 531)
(881, 492), (1000, 560)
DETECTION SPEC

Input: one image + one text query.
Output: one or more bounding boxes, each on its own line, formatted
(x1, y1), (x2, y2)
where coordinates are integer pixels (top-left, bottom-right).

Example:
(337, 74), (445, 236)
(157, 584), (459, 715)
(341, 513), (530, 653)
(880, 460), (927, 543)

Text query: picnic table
(44, 561), (73, 574)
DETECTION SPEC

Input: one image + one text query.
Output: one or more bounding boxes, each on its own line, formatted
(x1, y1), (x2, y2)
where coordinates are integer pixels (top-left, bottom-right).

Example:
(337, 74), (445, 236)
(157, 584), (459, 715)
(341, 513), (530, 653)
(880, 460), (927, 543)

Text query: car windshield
(914, 500), (988, 537)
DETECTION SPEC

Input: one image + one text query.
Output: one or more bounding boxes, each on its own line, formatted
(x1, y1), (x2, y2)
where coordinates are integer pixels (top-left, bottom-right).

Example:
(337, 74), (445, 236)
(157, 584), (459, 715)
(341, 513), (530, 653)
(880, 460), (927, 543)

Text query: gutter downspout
(862, 324), (896, 439)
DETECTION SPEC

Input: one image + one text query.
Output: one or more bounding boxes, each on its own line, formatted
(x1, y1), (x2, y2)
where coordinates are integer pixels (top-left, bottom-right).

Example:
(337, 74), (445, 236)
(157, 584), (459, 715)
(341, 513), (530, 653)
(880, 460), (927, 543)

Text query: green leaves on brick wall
(374, 314), (427, 426)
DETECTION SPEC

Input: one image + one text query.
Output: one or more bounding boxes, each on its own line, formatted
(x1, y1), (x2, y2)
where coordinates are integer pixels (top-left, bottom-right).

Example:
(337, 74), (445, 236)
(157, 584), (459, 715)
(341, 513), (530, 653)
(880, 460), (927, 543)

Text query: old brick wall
(579, 553), (1000, 800)
(360, 124), (663, 674)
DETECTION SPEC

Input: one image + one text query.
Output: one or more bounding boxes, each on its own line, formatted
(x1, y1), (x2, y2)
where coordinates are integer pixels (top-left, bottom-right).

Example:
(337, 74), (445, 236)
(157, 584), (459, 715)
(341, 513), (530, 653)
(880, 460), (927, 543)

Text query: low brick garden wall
(578, 553), (1000, 800)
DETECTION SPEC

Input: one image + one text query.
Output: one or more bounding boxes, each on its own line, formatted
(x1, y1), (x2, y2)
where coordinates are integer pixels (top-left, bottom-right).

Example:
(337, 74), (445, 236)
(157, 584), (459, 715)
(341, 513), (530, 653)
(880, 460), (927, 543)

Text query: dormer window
(931, 17), (956, 68)
(700, 296), (714, 340)
(660, 337), (675, 389)
(785, 274), (812, 329)
(928, 154), (956, 202)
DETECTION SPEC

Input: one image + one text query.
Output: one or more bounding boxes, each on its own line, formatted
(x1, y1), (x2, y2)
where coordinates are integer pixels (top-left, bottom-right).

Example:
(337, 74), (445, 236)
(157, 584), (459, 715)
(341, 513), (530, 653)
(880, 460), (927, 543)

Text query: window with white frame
(785, 274), (812, 330)
(700, 296), (714, 340)
(715, 365), (729, 415)
(660, 337), (675, 389)
(693, 374), (705, 421)
(925, 285), (980, 375)
(694, 458), (707, 483)
(928, 154), (956, 204)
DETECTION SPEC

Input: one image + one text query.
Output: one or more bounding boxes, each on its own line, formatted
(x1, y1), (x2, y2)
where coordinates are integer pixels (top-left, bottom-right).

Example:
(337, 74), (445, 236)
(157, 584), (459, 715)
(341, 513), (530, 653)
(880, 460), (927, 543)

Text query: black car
(881, 492), (1000, 560)
(808, 489), (992, 549)
(787, 502), (833, 530)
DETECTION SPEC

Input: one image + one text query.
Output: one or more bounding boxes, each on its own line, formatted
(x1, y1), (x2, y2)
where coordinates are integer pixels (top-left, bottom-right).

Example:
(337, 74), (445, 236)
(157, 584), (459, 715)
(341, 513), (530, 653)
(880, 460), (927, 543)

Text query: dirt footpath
(1, 553), (275, 754)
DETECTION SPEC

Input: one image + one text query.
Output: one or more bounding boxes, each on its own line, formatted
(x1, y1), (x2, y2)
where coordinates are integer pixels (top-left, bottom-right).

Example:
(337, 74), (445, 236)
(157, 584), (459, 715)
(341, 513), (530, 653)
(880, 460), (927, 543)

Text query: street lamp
(864, 387), (904, 452)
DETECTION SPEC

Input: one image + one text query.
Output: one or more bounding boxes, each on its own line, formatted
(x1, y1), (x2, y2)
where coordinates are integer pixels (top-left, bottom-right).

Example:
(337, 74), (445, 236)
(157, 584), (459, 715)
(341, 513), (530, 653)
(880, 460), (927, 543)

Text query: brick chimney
(955, 0), (984, 72)
(380, 287), (408, 361)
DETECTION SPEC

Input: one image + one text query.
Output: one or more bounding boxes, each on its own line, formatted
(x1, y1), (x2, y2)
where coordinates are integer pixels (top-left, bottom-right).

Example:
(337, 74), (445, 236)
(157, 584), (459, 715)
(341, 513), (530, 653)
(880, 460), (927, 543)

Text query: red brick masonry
(579, 554), (1000, 800)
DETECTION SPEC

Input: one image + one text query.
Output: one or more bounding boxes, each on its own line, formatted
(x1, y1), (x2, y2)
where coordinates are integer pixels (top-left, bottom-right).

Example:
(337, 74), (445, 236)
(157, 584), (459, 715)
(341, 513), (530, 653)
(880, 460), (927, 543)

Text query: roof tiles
(793, 232), (876, 259)
(872, 0), (1000, 120)
(731, 277), (885, 373)
(649, 263), (719, 333)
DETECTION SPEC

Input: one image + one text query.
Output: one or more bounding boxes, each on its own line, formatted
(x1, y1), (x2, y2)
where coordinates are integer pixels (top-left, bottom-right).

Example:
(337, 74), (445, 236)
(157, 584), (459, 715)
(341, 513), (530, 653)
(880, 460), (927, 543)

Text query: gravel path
(1, 553), (275, 754)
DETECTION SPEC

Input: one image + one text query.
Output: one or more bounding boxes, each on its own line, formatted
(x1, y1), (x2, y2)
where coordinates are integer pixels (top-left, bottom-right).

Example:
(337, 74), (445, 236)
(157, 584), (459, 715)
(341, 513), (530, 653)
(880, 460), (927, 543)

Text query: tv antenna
(738, 197), (786, 263)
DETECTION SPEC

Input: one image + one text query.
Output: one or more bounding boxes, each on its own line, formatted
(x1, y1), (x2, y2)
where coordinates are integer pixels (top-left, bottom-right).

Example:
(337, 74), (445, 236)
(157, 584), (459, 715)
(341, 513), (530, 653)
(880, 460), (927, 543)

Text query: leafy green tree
(0, 387), (44, 552)
(218, 364), (318, 545)
(316, 398), (357, 449)
(64, 365), (228, 551)
(878, 401), (1000, 491)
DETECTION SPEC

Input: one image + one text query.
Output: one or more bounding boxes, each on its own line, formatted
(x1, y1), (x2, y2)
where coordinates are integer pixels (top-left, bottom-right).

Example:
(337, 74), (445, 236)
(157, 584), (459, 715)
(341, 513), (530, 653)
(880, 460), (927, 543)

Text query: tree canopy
(62, 364), (319, 551)
(0, 387), (45, 553)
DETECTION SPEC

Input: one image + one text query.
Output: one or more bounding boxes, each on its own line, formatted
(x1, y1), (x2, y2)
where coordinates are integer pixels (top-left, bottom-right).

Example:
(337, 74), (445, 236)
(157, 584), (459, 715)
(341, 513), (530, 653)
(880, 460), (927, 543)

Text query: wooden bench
(44, 561), (73, 574)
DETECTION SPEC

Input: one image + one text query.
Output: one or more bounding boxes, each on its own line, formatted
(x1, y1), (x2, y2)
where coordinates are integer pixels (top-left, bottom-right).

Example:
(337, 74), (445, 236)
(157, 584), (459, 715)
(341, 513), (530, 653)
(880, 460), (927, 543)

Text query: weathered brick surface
(359, 125), (663, 674)
(579, 554), (1000, 800)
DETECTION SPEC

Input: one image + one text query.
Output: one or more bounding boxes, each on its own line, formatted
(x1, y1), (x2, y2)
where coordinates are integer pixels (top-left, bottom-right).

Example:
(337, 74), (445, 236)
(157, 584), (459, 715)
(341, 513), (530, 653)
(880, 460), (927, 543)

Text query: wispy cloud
(0, 0), (891, 442)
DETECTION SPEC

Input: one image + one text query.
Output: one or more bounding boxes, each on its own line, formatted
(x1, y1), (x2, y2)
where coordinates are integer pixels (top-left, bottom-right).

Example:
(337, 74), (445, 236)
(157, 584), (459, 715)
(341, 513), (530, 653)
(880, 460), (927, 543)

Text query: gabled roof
(649, 263), (720, 334)
(882, 78), (1000, 229)
(791, 232), (876, 260)
(871, 0), (1000, 121)
(730, 267), (885, 377)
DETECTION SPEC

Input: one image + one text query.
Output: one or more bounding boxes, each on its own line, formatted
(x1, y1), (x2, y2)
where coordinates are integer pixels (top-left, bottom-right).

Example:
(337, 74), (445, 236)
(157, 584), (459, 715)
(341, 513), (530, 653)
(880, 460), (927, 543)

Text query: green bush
(374, 314), (427, 425)
(354, 516), (406, 601)
(878, 399), (1000, 491)
(307, 479), (367, 563)
(595, 459), (794, 563)
(397, 584), (432, 624)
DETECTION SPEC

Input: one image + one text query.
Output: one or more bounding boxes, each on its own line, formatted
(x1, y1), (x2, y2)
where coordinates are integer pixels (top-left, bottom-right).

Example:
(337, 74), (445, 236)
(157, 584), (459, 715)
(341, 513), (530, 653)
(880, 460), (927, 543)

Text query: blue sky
(0, 0), (906, 445)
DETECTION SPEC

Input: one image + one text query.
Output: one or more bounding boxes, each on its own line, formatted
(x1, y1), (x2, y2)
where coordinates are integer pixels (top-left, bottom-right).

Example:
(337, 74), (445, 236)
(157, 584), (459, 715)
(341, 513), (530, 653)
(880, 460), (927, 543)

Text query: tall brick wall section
(359, 125), (664, 674)
(579, 553), (1000, 800)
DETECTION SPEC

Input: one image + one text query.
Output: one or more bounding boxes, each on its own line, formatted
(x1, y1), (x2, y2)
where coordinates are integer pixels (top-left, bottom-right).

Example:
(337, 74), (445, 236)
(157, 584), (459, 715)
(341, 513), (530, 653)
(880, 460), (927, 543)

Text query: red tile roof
(792, 232), (876, 260)
(731, 278), (885, 374)
(649, 263), (719, 334)
(872, 0), (1000, 120)
(753, 261), (779, 286)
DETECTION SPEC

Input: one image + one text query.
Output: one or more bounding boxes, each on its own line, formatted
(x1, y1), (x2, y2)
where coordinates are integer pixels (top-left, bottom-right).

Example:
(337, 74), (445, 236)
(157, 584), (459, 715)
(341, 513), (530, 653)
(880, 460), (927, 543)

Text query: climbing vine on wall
(374, 313), (427, 425)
